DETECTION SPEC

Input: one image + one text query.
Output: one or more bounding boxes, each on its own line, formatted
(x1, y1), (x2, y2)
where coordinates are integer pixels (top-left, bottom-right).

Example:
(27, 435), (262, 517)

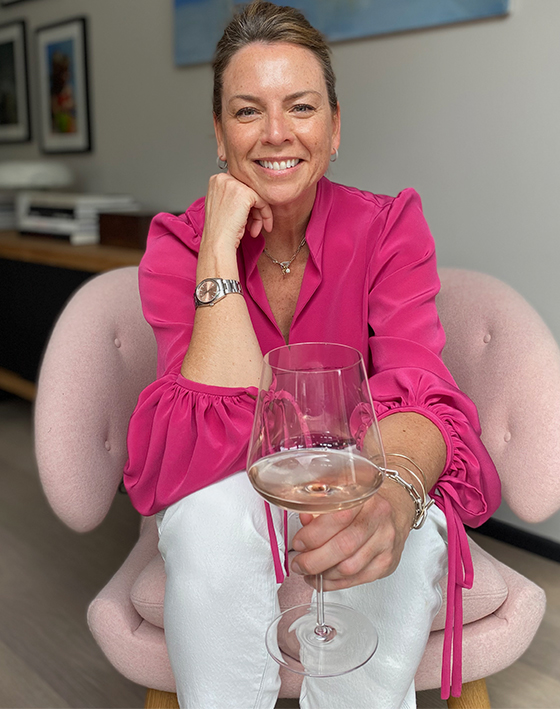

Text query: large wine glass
(247, 342), (386, 677)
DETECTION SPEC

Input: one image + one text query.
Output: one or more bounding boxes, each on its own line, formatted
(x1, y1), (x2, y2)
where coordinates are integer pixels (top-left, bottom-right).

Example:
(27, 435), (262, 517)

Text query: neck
(263, 186), (316, 258)
(264, 214), (308, 258)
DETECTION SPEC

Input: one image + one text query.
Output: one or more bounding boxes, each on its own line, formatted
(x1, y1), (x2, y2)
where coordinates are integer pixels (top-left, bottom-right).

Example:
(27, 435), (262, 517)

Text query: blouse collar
(240, 176), (334, 282)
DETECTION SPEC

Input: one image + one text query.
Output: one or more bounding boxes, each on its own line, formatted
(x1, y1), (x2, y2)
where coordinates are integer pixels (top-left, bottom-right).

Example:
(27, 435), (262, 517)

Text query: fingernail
(292, 539), (306, 551)
(292, 560), (303, 574)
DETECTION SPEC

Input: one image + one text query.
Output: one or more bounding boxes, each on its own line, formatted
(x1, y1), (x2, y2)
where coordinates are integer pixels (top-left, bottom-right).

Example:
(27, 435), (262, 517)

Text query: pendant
(280, 262), (291, 275)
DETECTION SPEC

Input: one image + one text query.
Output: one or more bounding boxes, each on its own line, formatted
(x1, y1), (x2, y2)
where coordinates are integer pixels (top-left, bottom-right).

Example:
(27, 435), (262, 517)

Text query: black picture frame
(35, 16), (92, 153)
(0, 19), (31, 143)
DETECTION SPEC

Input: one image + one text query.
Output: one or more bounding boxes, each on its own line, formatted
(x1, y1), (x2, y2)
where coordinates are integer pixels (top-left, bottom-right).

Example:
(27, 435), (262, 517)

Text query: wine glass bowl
(248, 444), (384, 514)
(247, 342), (386, 677)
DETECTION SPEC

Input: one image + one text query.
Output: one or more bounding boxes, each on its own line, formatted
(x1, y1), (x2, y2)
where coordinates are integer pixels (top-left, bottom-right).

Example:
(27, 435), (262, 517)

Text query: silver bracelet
(382, 465), (434, 530)
(386, 452), (429, 494)
(386, 460), (427, 503)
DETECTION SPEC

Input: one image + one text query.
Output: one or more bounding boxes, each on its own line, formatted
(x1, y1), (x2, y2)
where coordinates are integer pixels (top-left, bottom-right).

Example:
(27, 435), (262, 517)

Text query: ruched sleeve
(123, 209), (258, 516)
(367, 189), (501, 698)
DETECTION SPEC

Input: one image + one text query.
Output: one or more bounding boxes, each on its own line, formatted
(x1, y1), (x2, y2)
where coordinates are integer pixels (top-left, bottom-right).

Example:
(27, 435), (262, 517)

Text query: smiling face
(214, 41), (340, 216)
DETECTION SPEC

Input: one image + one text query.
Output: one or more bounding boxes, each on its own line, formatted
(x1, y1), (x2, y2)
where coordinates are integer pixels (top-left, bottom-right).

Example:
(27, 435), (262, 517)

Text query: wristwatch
(194, 277), (243, 308)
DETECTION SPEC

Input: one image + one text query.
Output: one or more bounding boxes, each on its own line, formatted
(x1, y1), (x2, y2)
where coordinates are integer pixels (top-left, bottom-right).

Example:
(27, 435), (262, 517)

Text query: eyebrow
(228, 90), (323, 104)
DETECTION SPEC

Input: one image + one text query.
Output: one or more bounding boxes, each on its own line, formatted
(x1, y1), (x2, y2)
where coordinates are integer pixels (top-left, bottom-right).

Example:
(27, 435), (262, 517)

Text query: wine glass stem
(315, 573), (330, 636)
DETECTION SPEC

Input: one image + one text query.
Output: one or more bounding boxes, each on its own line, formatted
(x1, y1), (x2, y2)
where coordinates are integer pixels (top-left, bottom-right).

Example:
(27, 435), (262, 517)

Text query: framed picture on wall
(36, 17), (92, 153)
(175, 0), (510, 66)
(0, 20), (31, 143)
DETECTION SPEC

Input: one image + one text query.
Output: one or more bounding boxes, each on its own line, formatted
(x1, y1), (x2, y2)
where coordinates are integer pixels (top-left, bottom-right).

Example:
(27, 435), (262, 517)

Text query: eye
(235, 107), (259, 120)
(292, 104), (316, 115)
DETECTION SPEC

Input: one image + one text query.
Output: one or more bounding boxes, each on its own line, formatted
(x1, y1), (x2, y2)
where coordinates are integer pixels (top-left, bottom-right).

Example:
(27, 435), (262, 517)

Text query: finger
(322, 548), (399, 590)
(292, 506), (361, 553)
(292, 511), (376, 577)
(322, 526), (399, 581)
(304, 563), (383, 592)
(304, 569), (368, 592)
(303, 541), (400, 591)
(247, 209), (263, 238)
(259, 203), (274, 233)
(247, 191), (273, 232)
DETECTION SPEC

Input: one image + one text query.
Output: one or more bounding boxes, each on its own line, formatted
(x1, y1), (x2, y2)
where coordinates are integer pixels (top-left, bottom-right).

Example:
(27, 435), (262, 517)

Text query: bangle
(382, 464), (434, 530)
(385, 452), (429, 493)
(386, 460), (427, 503)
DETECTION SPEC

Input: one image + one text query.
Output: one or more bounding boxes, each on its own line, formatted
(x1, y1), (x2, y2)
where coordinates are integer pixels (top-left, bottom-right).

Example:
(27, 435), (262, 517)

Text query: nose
(262, 108), (293, 146)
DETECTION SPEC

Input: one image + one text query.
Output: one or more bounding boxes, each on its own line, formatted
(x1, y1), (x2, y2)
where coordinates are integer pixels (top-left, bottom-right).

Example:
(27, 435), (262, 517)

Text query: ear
(331, 102), (341, 153)
(213, 113), (226, 161)
(332, 102), (340, 150)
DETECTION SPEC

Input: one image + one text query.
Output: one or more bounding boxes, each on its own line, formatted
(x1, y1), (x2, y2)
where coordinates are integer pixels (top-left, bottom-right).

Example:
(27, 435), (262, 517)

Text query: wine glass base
(265, 602), (379, 677)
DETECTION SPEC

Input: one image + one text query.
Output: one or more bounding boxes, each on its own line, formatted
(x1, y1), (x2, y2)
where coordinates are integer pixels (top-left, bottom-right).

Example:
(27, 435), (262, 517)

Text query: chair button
(483, 333), (491, 343)
(114, 338), (121, 348)
(504, 431), (512, 442)
(105, 440), (111, 451)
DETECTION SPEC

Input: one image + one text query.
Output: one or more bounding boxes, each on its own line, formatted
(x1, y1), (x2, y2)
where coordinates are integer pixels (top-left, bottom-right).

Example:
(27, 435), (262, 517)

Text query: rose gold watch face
(197, 280), (219, 303)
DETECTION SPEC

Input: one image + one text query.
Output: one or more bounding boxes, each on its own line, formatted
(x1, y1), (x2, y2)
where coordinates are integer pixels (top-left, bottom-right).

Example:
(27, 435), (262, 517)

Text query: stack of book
(0, 191), (17, 231)
(16, 191), (140, 245)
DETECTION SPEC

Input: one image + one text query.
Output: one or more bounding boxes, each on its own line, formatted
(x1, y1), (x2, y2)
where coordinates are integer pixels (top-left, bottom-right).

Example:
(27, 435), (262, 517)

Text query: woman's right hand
(186, 171), (270, 388)
(202, 173), (273, 255)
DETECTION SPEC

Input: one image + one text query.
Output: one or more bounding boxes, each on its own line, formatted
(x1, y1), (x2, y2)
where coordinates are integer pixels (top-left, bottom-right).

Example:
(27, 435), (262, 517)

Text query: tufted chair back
(437, 269), (560, 522)
(35, 266), (157, 533)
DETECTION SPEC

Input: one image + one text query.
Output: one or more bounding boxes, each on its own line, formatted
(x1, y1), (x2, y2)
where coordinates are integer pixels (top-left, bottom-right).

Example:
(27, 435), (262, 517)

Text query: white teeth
(259, 159), (300, 170)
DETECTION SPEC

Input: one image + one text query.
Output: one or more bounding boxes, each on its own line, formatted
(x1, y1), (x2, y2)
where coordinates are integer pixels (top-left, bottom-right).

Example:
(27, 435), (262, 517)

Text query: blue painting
(175, 0), (510, 66)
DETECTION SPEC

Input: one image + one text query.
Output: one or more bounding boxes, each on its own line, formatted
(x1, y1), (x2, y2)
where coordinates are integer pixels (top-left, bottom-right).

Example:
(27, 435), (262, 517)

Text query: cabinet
(0, 231), (143, 400)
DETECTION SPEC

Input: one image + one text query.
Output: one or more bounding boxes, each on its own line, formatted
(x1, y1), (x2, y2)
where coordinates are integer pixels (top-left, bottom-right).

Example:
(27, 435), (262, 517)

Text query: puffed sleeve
(367, 188), (500, 521)
(123, 210), (258, 516)
(367, 189), (501, 698)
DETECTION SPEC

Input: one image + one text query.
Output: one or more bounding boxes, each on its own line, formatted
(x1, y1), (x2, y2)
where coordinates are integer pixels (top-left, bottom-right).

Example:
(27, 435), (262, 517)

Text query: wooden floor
(1, 396), (559, 709)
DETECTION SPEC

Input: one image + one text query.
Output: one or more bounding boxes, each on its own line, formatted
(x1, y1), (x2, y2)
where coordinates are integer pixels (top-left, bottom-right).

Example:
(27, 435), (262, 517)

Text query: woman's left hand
(290, 483), (414, 591)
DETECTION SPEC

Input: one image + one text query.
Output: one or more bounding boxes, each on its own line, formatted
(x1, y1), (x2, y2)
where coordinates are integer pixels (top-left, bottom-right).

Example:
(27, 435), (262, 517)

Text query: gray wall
(2, 0), (559, 542)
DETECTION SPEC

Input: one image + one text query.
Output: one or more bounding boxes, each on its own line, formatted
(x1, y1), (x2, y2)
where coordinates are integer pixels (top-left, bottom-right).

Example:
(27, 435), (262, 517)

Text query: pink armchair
(34, 266), (560, 708)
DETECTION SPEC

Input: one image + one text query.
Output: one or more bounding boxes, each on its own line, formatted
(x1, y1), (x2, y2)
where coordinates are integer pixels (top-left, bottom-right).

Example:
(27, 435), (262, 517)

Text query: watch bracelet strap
(221, 278), (243, 295)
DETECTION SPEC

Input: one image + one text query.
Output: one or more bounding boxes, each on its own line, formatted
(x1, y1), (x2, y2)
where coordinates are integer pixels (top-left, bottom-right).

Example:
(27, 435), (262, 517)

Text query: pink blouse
(124, 177), (501, 699)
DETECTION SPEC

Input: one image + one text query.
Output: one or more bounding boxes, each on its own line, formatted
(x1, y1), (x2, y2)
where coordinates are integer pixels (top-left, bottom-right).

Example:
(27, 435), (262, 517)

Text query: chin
(255, 180), (318, 210)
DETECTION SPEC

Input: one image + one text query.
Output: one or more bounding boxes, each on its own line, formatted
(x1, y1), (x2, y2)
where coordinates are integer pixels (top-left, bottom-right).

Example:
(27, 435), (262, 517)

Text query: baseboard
(473, 518), (560, 563)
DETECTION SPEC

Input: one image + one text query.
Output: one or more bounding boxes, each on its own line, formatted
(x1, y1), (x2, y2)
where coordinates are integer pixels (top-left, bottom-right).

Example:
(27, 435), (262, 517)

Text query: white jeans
(157, 471), (448, 709)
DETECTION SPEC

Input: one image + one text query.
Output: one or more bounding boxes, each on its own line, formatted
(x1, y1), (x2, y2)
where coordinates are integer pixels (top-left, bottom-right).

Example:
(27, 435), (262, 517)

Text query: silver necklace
(263, 235), (307, 275)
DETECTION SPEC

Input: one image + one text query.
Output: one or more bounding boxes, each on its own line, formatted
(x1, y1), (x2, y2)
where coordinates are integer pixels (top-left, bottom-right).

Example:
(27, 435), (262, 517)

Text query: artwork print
(175, 0), (510, 66)
(0, 20), (31, 143)
(46, 38), (77, 135)
(0, 39), (18, 124)
(36, 17), (92, 153)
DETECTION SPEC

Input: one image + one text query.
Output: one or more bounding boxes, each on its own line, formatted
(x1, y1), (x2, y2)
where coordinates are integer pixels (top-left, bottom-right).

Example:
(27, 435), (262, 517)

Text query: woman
(124, 2), (500, 707)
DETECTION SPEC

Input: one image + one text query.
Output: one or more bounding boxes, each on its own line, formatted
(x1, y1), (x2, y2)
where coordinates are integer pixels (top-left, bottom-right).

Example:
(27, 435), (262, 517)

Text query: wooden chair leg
(145, 688), (180, 709)
(144, 681), (491, 709)
(447, 678), (491, 708)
